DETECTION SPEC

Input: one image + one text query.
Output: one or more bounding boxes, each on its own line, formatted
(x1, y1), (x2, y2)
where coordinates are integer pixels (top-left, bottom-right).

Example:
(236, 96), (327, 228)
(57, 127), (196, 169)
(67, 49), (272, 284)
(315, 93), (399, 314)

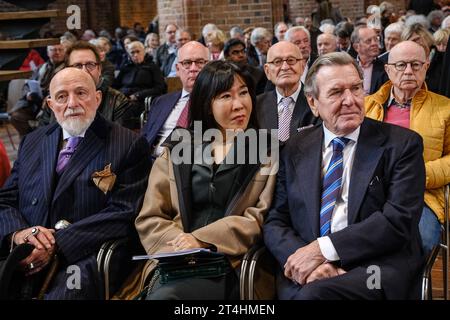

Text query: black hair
(188, 60), (258, 133)
(223, 38), (246, 58)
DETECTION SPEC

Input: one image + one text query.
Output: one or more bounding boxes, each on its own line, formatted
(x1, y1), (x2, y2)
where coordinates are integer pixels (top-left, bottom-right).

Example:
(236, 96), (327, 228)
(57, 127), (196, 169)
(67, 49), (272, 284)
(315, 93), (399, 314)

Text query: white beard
(59, 110), (95, 136)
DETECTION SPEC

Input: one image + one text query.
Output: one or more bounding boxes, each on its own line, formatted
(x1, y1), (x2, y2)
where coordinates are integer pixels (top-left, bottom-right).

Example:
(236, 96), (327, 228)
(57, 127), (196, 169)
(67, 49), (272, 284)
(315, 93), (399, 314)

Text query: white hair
(405, 15), (430, 29)
(384, 22), (405, 37)
(442, 15), (450, 29)
(285, 26), (310, 41)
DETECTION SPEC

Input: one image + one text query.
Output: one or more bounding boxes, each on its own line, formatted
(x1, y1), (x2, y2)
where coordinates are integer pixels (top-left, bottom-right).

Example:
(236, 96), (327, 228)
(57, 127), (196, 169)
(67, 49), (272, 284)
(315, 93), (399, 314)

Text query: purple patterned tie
(56, 137), (82, 174)
(278, 97), (294, 142)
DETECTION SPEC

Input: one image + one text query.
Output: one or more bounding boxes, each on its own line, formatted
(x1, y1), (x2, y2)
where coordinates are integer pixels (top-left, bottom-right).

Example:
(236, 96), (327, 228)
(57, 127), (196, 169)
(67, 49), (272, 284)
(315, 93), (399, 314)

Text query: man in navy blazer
(0, 68), (151, 299)
(141, 41), (209, 158)
(264, 52), (425, 299)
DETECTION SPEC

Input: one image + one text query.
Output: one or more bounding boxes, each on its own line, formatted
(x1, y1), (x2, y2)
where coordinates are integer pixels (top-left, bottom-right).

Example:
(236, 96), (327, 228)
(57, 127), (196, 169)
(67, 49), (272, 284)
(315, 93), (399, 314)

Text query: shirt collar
(323, 124), (360, 149)
(276, 81), (302, 105)
(62, 128), (86, 140)
(181, 89), (190, 99)
(387, 87), (412, 108)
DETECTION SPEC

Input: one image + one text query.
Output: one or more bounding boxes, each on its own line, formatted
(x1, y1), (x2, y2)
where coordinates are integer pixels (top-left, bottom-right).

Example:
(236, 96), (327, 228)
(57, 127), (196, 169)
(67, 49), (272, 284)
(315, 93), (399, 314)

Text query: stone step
(0, 9), (58, 21)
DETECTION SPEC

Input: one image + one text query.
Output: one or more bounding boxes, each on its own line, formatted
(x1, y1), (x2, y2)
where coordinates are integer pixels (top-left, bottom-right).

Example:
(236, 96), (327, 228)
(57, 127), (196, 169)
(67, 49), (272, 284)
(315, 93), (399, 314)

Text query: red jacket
(0, 140), (10, 187)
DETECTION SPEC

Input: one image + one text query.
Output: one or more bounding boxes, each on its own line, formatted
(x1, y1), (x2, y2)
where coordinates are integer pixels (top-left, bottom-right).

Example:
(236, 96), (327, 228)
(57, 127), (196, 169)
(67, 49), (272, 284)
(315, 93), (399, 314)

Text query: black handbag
(155, 250), (231, 284)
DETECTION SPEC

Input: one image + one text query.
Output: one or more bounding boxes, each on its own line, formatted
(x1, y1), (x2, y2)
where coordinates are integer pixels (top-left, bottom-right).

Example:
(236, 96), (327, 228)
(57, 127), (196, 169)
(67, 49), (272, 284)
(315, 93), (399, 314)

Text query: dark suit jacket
(256, 87), (321, 141)
(369, 58), (389, 95)
(264, 118), (426, 299)
(0, 114), (151, 265)
(141, 91), (182, 151)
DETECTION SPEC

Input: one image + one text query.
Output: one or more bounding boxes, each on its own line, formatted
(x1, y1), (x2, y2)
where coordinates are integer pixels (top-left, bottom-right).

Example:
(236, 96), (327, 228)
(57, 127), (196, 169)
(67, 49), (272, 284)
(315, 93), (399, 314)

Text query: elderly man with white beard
(0, 68), (151, 299)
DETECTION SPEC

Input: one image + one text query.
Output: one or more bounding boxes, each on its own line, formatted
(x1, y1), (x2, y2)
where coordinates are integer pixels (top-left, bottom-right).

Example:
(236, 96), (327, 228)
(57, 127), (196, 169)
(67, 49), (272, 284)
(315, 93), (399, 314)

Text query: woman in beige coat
(135, 60), (277, 299)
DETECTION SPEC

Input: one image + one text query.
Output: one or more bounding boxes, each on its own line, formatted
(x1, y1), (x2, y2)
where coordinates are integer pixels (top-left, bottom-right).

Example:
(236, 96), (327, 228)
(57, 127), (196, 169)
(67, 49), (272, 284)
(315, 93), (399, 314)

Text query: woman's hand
(167, 233), (210, 251)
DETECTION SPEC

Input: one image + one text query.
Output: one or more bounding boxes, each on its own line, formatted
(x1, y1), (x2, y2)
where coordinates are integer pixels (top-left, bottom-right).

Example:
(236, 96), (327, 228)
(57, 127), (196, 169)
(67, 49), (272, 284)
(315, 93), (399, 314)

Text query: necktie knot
(280, 97), (293, 110)
(331, 137), (350, 152)
(56, 137), (82, 174)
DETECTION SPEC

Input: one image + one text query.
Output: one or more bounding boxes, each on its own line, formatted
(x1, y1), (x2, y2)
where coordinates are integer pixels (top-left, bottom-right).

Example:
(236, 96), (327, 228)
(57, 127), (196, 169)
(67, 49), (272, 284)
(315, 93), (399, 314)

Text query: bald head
(385, 40), (429, 96)
(48, 67), (101, 136)
(176, 41), (209, 92)
(50, 67), (97, 95)
(388, 40), (427, 63)
(265, 41), (305, 95)
(267, 41), (302, 63)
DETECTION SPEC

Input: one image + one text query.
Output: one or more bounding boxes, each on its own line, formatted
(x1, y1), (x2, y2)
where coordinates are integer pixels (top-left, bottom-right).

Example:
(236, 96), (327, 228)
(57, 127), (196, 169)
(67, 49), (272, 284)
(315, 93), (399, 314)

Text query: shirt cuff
(317, 236), (340, 261)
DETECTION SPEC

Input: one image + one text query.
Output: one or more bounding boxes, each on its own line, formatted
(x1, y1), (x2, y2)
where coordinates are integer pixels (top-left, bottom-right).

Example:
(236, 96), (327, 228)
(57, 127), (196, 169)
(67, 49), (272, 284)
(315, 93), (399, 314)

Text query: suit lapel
(347, 119), (386, 224)
(293, 126), (323, 238)
(41, 124), (61, 224)
(262, 91), (278, 130)
(290, 86), (309, 135)
(172, 161), (193, 232)
(52, 116), (107, 204)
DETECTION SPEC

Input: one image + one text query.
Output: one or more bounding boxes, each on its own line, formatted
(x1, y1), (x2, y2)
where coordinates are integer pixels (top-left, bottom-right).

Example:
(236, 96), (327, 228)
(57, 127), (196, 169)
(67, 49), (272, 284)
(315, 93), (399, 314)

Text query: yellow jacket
(365, 80), (450, 223)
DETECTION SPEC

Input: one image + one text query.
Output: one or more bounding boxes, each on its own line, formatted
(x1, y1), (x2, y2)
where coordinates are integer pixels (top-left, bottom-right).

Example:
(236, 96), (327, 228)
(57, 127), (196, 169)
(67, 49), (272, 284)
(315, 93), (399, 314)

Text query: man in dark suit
(155, 23), (178, 77)
(141, 41), (209, 158)
(0, 68), (151, 299)
(264, 52), (425, 300)
(257, 41), (320, 143)
(351, 26), (388, 95)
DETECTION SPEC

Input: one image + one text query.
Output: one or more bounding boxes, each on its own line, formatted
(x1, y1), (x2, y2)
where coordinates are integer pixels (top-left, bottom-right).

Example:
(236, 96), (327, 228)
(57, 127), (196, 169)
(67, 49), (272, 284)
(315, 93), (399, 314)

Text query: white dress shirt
(153, 89), (190, 157)
(317, 125), (360, 261)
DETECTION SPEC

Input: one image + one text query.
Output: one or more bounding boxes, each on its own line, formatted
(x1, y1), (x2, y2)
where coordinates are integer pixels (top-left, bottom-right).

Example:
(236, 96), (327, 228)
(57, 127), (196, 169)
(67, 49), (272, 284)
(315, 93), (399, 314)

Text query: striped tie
(278, 97), (293, 142)
(319, 137), (350, 236)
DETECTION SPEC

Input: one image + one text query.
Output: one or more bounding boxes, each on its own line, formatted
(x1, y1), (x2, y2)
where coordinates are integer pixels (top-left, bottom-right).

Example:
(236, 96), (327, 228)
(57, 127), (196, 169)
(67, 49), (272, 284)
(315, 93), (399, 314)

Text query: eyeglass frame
(385, 60), (427, 72)
(178, 59), (208, 69)
(266, 56), (304, 67)
(68, 62), (100, 71)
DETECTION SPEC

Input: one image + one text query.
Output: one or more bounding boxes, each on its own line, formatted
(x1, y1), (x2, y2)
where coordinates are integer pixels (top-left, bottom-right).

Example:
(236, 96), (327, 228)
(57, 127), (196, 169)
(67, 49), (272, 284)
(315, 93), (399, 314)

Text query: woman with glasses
(134, 60), (277, 300)
(365, 40), (450, 255)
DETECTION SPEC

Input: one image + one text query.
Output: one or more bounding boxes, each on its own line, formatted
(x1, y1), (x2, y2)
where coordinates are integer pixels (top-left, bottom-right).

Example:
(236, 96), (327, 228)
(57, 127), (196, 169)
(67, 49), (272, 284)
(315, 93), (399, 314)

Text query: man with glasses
(257, 41), (320, 143)
(366, 40), (450, 255)
(264, 51), (425, 300)
(155, 23), (179, 76)
(10, 43), (65, 137)
(39, 41), (133, 129)
(141, 41), (209, 158)
(351, 26), (388, 95)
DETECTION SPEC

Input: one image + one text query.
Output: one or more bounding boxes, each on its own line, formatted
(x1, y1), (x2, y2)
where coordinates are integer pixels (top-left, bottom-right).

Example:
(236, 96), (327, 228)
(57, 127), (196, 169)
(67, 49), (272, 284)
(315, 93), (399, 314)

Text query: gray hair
(250, 27), (272, 46)
(384, 22), (405, 37)
(405, 14), (430, 29)
(442, 15), (450, 29)
(230, 26), (244, 38)
(304, 52), (363, 98)
(427, 10), (444, 24)
(202, 23), (218, 38)
(285, 26), (310, 41)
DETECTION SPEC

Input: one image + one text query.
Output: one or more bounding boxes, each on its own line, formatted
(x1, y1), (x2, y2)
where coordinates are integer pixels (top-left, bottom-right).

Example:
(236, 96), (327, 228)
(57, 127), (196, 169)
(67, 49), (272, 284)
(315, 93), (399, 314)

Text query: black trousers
(277, 266), (385, 300)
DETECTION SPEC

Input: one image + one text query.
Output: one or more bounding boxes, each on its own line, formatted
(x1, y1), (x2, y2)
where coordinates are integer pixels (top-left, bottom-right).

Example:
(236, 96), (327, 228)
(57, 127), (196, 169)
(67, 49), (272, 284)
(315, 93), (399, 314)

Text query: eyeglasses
(69, 62), (99, 71)
(179, 59), (208, 69)
(386, 60), (426, 71)
(267, 57), (303, 67)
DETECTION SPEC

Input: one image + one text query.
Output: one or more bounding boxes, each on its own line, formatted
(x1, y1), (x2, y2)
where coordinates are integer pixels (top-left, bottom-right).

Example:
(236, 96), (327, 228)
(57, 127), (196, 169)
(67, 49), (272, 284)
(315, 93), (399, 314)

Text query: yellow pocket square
(92, 164), (116, 194)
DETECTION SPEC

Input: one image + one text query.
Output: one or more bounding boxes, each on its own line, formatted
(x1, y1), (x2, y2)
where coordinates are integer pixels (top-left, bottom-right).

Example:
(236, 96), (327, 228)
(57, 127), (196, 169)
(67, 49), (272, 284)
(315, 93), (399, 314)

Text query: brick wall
(288, 0), (407, 23)
(158, 0), (282, 42)
(119, 0), (157, 29)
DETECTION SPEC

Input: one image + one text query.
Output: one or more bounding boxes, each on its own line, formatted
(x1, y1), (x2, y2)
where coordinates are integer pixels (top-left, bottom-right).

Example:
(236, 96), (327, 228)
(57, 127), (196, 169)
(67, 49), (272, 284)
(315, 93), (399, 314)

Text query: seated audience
(39, 41), (134, 129)
(365, 40), (450, 254)
(10, 43), (65, 137)
(264, 52), (425, 300)
(144, 33), (160, 61)
(114, 41), (167, 128)
(90, 37), (115, 87)
(135, 60), (277, 300)
(141, 41), (209, 158)
(0, 68), (151, 299)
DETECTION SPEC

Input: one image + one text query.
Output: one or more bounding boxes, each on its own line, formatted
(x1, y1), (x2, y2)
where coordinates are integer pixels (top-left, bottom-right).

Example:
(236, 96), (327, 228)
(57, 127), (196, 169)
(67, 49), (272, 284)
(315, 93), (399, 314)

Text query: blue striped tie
(320, 137), (350, 236)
